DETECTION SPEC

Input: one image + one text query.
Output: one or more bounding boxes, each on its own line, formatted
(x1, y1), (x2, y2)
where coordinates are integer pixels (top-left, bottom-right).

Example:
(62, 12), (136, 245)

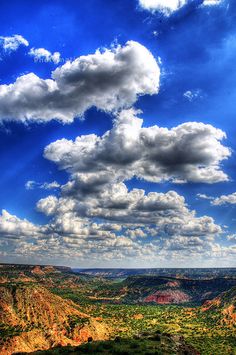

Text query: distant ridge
(74, 267), (236, 280)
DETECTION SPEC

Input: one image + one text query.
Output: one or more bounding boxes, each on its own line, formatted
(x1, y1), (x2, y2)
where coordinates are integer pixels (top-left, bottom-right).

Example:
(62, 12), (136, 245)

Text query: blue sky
(0, 0), (235, 267)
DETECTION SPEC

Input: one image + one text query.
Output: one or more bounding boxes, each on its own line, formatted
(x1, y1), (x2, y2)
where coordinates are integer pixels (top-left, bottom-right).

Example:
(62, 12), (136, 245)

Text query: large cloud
(44, 109), (230, 184)
(37, 185), (190, 223)
(36, 183), (222, 250)
(0, 108), (229, 265)
(0, 41), (160, 123)
(0, 203), (226, 267)
(0, 208), (151, 265)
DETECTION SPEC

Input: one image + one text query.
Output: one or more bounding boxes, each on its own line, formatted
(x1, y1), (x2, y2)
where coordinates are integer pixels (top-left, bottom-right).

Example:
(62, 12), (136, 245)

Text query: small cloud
(29, 47), (61, 64)
(196, 193), (214, 200)
(202, 0), (223, 6)
(227, 234), (236, 241)
(25, 180), (60, 190)
(152, 31), (159, 37)
(211, 192), (236, 206)
(183, 89), (203, 102)
(0, 34), (29, 53)
(25, 180), (35, 190)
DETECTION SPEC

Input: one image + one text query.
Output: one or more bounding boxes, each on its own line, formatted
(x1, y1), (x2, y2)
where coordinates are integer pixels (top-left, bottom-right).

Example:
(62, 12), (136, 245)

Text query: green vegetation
(76, 303), (236, 354)
(0, 323), (23, 340)
(51, 280), (236, 354)
(1, 265), (236, 354)
(17, 332), (198, 355)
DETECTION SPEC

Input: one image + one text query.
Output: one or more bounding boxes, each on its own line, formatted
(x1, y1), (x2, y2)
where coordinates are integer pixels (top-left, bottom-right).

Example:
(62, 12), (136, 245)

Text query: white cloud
(203, 0), (222, 6)
(0, 107), (227, 265)
(183, 89), (203, 102)
(138, 0), (187, 15)
(25, 180), (60, 190)
(0, 203), (226, 267)
(36, 184), (222, 251)
(0, 210), (39, 238)
(0, 34), (29, 52)
(211, 192), (236, 206)
(44, 109), (230, 184)
(0, 41), (160, 123)
(29, 47), (61, 64)
(36, 195), (62, 216)
(196, 193), (214, 200)
(227, 234), (236, 241)
(138, 0), (223, 15)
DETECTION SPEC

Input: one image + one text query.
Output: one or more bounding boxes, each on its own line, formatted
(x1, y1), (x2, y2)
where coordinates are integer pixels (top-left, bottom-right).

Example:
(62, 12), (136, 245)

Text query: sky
(0, 0), (236, 267)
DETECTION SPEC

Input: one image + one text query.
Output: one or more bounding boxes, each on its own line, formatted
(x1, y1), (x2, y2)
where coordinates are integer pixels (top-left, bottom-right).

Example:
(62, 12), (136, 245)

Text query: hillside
(76, 268), (236, 279)
(87, 275), (236, 305)
(202, 286), (236, 326)
(0, 283), (111, 354)
(1, 265), (236, 354)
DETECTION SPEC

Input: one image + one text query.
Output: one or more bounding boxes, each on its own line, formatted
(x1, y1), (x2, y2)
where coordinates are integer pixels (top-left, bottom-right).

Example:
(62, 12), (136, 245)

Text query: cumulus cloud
(138, 0), (223, 15)
(36, 182), (222, 244)
(0, 34), (29, 52)
(211, 192), (236, 206)
(44, 109), (231, 184)
(138, 0), (187, 15)
(18, 107), (228, 265)
(25, 180), (60, 190)
(29, 47), (61, 64)
(0, 210), (39, 239)
(40, 185), (189, 223)
(0, 202), (226, 266)
(36, 195), (76, 217)
(0, 108), (227, 265)
(0, 41), (160, 123)
(0, 208), (151, 265)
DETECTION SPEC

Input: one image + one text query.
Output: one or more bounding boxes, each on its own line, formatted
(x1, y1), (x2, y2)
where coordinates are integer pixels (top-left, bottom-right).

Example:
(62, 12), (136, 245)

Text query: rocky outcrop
(202, 286), (236, 326)
(144, 290), (191, 304)
(0, 285), (111, 354)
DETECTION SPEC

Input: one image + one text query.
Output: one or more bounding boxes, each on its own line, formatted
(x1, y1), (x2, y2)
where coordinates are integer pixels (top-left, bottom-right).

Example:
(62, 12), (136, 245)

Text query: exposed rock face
(202, 287), (236, 327)
(222, 304), (236, 325)
(132, 313), (144, 320)
(0, 284), (87, 326)
(202, 286), (236, 326)
(166, 280), (180, 288)
(120, 275), (236, 305)
(31, 266), (45, 275)
(0, 285), (111, 354)
(144, 290), (191, 304)
(201, 298), (221, 311)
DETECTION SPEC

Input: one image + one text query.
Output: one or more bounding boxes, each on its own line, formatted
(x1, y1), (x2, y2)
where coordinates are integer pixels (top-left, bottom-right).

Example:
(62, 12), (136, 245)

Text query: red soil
(144, 290), (190, 304)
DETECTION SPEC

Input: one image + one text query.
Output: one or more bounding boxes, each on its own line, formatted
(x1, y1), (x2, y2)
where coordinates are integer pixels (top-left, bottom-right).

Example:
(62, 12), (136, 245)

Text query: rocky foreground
(17, 331), (200, 355)
(0, 284), (110, 354)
